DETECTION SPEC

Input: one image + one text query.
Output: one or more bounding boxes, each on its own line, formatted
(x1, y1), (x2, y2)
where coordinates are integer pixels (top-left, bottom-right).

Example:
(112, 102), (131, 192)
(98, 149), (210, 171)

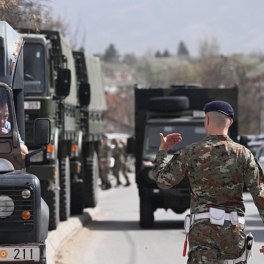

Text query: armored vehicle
(0, 22), (50, 263)
(72, 51), (107, 209)
(127, 85), (238, 228)
(18, 29), (79, 230)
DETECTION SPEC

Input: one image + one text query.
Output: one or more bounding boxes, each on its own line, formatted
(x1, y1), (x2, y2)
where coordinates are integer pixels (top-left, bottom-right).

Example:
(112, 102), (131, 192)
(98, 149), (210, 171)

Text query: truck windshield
(145, 123), (206, 154)
(24, 43), (45, 93)
(0, 86), (12, 135)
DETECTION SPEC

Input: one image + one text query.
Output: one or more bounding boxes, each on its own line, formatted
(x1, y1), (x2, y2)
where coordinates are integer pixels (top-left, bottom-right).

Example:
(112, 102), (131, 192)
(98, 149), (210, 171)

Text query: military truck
(19, 29), (106, 230)
(17, 30), (78, 230)
(127, 85), (238, 228)
(0, 21), (50, 263)
(72, 50), (107, 209)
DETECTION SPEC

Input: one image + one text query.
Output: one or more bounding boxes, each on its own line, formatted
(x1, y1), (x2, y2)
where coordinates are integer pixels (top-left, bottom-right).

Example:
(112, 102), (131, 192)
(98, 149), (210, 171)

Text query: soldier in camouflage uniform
(112, 138), (130, 187)
(112, 138), (123, 187)
(99, 135), (111, 190)
(121, 139), (131, 187)
(153, 101), (264, 263)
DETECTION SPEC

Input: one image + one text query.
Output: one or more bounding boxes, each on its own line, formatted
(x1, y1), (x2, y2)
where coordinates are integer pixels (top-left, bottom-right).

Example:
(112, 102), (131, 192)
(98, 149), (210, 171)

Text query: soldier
(112, 138), (122, 187)
(99, 135), (112, 190)
(0, 96), (28, 159)
(121, 139), (131, 187)
(153, 100), (264, 263)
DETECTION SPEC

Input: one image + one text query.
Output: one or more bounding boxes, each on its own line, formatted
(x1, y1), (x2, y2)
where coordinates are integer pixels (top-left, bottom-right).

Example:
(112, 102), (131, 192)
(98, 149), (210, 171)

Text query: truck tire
(40, 180), (59, 231)
(59, 156), (71, 221)
(148, 96), (189, 112)
(140, 195), (154, 228)
(70, 175), (84, 215)
(84, 152), (99, 208)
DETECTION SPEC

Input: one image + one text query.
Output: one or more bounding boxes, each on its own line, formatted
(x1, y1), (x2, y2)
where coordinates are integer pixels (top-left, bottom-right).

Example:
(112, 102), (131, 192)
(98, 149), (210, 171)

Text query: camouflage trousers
(187, 219), (246, 264)
(113, 163), (129, 184)
(99, 164), (110, 185)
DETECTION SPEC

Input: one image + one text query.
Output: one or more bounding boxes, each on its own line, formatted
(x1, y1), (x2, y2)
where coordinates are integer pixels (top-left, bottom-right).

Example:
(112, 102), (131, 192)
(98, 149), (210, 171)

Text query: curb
(46, 207), (100, 264)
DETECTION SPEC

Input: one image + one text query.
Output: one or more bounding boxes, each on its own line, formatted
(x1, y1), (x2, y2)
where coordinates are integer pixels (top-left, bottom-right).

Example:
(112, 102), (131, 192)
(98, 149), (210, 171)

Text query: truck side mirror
(34, 118), (51, 146)
(56, 68), (71, 97)
(79, 82), (90, 106)
(127, 136), (135, 154)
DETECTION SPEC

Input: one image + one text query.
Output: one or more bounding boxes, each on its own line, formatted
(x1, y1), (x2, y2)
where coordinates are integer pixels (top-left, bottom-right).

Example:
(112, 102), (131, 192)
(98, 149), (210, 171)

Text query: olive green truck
(19, 29), (106, 230)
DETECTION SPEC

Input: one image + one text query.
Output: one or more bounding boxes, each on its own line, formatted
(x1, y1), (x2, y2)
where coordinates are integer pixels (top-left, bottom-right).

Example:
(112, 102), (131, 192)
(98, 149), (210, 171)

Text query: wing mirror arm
(25, 147), (45, 168)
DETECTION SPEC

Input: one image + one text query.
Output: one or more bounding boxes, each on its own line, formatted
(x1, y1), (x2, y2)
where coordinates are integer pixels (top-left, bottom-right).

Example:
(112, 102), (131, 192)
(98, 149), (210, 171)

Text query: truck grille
(0, 186), (34, 232)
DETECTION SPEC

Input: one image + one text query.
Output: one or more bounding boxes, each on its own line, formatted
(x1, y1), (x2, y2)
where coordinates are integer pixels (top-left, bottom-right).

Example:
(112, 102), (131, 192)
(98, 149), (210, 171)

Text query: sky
(51, 0), (264, 57)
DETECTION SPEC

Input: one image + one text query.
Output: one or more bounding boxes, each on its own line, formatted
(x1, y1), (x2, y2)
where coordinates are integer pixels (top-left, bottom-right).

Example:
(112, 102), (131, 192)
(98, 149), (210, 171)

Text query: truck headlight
(71, 145), (78, 158)
(143, 160), (153, 167)
(47, 145), (55, 160)
(21, 189), (31, 199)
(0, 195), (15, 218)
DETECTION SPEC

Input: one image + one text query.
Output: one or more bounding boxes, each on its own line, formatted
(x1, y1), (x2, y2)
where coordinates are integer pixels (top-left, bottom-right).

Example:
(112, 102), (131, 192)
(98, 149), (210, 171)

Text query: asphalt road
(55, 175), (264, 264)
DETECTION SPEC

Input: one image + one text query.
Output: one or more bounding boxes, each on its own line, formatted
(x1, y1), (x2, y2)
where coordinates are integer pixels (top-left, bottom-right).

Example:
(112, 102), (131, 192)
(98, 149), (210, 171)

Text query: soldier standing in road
(99, 135), (112, 190)
(112, 138), (130, 187)
(121, 139), (131, 187)
(153, 101), (264, 263)
(112, 138), (122, 187)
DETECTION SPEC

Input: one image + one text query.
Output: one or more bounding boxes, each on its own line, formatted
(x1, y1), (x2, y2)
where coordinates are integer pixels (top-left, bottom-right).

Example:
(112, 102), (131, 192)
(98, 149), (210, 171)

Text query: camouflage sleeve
(152, 148), (190, 189)
(244, 150), (264, 223)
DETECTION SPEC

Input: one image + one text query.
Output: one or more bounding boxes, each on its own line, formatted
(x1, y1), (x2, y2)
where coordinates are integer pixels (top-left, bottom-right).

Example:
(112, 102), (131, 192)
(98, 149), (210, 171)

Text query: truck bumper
(139, 188), (190, 210)
(27, 165), (56, 180)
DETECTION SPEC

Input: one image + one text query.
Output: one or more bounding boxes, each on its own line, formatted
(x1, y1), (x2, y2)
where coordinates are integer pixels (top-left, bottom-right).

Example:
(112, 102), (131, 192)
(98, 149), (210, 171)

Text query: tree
(198, 37), (220, 60)
(0, 0), (68, 34)
(155, 50), (162, 58)
(103, 44), (120, 62)
(123, 53), (137, 66)
(177, 41), (189, 58)
(163, 49), (170, 57)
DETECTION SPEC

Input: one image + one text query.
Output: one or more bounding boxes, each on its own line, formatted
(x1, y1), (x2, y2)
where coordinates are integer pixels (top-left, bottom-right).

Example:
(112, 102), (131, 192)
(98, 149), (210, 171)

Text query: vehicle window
(146, 123), (206, 154)
(258, 147), (264, 157)
(248, 145), (260, 157)
(0, 87), (12, 135)
(24, 43), (45, 93)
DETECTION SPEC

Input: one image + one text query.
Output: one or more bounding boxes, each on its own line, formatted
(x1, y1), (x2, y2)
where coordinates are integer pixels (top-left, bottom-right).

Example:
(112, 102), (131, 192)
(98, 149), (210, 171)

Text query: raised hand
(260, 245), (264, 255)
(159, 133), (182, 152)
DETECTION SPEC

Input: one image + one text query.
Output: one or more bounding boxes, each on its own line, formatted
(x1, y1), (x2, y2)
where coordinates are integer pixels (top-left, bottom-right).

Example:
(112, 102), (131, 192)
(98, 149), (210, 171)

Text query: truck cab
(0, 22), (50, 263)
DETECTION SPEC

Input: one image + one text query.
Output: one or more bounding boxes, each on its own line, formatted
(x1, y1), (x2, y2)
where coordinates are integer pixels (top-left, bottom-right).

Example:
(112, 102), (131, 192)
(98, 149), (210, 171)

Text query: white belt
(191, 212), (245, 225)
(219, 250), (247, 264)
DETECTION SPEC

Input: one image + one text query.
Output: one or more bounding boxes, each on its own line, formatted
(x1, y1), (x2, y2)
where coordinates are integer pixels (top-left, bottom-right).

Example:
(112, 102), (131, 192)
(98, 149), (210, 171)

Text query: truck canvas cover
(84, 52), (107, 111)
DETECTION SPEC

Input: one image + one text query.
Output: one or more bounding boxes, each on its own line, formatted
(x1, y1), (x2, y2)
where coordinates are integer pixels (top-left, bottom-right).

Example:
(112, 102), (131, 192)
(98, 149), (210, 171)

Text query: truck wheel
(140, 196), (154, 228)
(59, 156), (71, 221)
(71, 175), (84, 215)
(40, 179), (59, 231)
(84, 152), (99, 208)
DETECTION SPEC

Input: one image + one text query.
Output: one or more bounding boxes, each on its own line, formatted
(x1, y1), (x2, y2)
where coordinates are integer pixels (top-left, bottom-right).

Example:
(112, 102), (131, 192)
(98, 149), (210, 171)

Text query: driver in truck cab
(0, 98), (28, 159)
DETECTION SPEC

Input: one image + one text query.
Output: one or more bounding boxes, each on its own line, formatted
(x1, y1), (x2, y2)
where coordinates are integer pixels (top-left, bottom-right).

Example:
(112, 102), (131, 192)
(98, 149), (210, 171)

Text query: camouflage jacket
(99, 144), (111, 166)
(153, 134), (264, 223)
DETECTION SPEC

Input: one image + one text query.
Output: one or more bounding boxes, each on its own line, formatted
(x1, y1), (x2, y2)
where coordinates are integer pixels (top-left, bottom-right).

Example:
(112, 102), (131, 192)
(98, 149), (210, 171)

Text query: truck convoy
(19, 29), (106, 230)
(128, 85), (238, 228)
(0, 21), (50, 263)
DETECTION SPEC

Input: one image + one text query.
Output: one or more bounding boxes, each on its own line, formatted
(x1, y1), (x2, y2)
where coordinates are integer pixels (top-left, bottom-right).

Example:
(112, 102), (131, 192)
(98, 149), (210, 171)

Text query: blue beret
(203, 100), (234, 119)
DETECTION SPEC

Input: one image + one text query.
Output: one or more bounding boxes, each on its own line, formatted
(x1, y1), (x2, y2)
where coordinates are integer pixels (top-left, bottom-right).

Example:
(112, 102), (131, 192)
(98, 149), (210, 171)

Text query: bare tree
(0, 0), (68, 34)
(198, 37), (220, 60)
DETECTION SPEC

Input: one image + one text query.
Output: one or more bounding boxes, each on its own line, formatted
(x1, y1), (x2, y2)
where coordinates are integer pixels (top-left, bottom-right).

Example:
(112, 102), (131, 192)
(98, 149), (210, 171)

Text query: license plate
(0, 247), (40, 262)
(24, 101), (41, 110)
